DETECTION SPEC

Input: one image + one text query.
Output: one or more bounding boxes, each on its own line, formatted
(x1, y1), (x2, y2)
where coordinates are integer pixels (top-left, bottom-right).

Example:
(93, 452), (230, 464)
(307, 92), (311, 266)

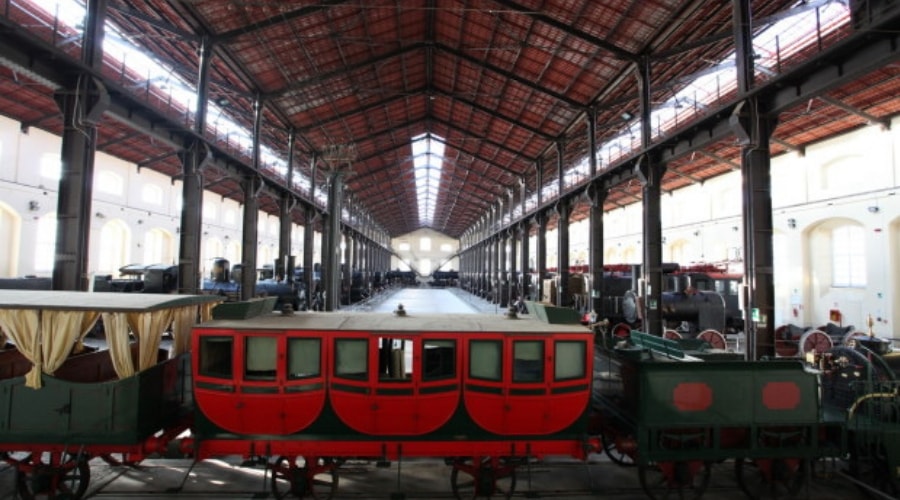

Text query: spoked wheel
(270, 456), (339, 499)
(15, 452), (91, 500)
(450, 456), (517, 499)
(638, 461), (711, 500)
(734, 458), (807, 499)
(600, 431), (636, 467)
(849, 441), (900, 498)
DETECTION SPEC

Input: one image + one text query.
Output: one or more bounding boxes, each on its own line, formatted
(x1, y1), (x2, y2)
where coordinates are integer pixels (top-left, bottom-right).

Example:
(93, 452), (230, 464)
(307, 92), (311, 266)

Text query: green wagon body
(0, 354), (190, 446)
(635, 360), (843, 464)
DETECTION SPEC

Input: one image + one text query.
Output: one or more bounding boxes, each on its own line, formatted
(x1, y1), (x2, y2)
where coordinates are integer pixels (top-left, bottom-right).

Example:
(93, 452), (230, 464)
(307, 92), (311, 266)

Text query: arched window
(226, 240), (242, 266)
(96, 171), (124, 196)
(832, 225), (866, 287)
(420, 237), (431, 251)
(34, 213), (57, 272)
(97, 220), (130, 275)
(203, 200), (217, 222)
(143, 228), (174, 265)
(200, 238), (225, 265)
(0, 202), (21, 276)
(40, 153), (60, 180)
(141, 184), (163, 205)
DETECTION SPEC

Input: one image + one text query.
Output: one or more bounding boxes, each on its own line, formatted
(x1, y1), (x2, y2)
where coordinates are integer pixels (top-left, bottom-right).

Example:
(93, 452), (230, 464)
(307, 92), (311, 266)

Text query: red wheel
(799, 329), (833, 356)
(612, 323), (632, 338)
(697, 329), (726, 350)
(450, 457), (516, 499)
(15, 452), (90, 500)
(638, 460), (710, 500)
(271, 456), (339, 500)
(735, 458), (806, 499)
(664, 329), (682, 340)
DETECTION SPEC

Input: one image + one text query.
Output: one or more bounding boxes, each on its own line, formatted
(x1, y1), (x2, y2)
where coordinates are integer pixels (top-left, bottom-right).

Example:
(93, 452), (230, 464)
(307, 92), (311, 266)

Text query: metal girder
(819, 95), (891, 129)
(488, 0), (635, 62)
(107, 1), (199, 42)
(434, 42), (584, 109)
(265, 44), (425, 101)
(699, 150), (741, 171)
(215, 0), (352, 41)
(432, 88), (555, 141)
(297, 85), (428, 134)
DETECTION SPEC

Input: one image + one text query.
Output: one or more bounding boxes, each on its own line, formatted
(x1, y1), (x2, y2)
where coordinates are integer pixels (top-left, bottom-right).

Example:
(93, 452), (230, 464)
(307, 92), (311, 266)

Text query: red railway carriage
(190, 311), (596, 498)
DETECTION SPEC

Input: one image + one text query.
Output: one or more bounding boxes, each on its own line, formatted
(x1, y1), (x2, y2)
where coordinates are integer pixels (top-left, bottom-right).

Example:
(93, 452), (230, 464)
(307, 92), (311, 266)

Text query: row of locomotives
(0, 290), (223, 500)
(593, 322), (900, 500)
(429, 270), (459, 287)
(566, 263), (743, 351)
(190, 307), (598, 499)
(202, 257), (306, 312)
(92, 263), (179, 293)
(773, 311), (900, 362)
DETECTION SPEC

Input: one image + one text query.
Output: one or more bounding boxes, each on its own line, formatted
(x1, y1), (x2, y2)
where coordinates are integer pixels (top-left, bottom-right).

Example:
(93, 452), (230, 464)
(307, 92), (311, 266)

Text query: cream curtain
(171, 305), (197, 357)
(40, 310), (100, 375)
(73, 311), (100, 354)
(102, 312), (135, 379)
(0, 309), (41, 388)
(127, 308), (174, 370)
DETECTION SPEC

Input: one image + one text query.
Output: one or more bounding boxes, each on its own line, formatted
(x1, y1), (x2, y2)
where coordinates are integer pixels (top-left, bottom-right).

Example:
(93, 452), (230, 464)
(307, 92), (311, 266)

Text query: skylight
(411, 133), (445, 227)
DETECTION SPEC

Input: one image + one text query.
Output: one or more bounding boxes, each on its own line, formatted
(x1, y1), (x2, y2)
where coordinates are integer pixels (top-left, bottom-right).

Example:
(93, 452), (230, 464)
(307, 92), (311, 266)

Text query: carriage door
(507, 338), (549, 434)
(371, 336), (416, 434)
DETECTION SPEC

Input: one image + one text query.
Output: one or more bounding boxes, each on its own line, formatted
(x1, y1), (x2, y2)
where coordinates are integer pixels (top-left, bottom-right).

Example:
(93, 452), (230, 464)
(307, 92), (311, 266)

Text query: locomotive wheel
(734, 458), (806, 499)
(15, 452), (90, 500)
(849, 440), (900, 498)
(697, 329), (727, 350)
(664, 330), (683, 340)
(798, 329), (832, 356)
(450, 457), (516, 499)
(600, 431), (636, 467)
(270, 456), (339, 499)
(638, 460), (710, 500)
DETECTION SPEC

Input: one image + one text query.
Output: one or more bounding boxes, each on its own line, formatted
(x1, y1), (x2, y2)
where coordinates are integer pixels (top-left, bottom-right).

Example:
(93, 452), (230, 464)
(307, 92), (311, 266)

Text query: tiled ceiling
(0, 1), (898, 238)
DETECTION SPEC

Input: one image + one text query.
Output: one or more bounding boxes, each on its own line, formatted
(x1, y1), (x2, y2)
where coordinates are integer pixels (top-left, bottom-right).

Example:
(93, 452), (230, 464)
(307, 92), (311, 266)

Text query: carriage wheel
(697, 329), (727, 350)
(15, 452), (90, 500)
(638, 460), (710, 500)
(450, 457), (517, 499)
(798, 329), (832, 356)
(849, 440), (900, 498)
(734, 458), (806, 499)
(600, 431), (636, 467)
(270, 456), (339, 499)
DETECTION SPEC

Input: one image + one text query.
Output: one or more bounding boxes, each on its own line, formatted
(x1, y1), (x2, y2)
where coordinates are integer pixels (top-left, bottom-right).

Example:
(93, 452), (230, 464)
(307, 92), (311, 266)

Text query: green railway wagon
(0, 290), (222, 500)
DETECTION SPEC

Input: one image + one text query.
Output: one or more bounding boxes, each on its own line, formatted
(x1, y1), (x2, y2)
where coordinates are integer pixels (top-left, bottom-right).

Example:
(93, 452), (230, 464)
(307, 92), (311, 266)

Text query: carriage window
(470, 340), (501, 381)
(245, 336), (277, 381)
(555, 341), (586, 380)
(378, 337), (412, 381)
(287, 338), (321, 379)
(199, 336), (233, 379)
(513, 341), (544, 383)
(423, 340), (456, 381)
(335, 338), (368, 380)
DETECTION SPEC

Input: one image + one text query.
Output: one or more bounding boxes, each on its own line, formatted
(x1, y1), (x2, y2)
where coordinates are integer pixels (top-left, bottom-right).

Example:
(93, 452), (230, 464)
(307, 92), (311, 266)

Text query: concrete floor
(0, 454), (869, 499)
